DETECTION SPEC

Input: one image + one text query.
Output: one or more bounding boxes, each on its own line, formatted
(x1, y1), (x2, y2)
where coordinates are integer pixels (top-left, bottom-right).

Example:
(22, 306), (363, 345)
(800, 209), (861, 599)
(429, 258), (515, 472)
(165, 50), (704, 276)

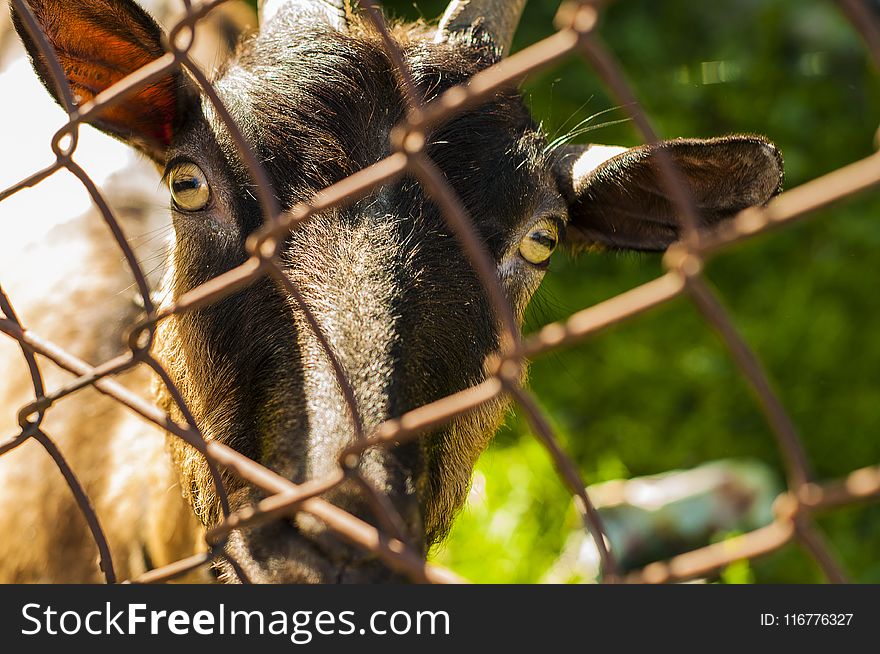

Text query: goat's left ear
(11, 0), (192, 162)
(553, 136), (784, 252)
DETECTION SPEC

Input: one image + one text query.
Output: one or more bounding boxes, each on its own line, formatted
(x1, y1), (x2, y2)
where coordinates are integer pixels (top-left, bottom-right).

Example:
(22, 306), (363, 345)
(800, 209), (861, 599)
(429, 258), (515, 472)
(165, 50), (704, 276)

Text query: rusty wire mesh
(1, 0), (879, 585)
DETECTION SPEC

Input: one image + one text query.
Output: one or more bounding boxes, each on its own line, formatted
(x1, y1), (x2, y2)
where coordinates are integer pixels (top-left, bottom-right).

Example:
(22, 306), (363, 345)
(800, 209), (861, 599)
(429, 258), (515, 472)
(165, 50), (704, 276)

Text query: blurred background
(369, 0), (880, 583)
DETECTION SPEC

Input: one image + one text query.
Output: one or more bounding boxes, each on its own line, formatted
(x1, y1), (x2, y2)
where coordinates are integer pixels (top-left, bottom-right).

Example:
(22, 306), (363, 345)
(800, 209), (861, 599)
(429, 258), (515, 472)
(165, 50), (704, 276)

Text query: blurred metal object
(544, 460), (780, 583)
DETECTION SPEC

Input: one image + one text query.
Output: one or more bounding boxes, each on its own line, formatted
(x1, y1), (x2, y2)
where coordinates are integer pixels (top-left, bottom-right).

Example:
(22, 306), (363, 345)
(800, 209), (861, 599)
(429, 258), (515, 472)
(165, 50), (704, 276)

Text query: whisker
(549, 96), (594, 141)
(544, 106), (631, 155)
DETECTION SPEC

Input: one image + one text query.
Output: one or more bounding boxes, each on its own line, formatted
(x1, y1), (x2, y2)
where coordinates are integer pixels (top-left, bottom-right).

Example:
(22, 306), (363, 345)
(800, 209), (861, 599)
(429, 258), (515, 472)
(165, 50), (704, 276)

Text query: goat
(0, 0), (783, 583)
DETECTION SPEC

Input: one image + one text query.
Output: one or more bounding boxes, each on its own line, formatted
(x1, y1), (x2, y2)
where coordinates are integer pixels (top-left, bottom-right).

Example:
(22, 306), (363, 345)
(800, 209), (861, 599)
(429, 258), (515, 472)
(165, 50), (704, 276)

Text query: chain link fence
(1, 0), (879, 584)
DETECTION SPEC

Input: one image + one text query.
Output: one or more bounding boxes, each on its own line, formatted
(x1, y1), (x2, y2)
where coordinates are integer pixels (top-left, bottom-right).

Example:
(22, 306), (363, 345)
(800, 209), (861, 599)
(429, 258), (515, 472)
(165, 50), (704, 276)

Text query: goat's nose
(293, 475), (424, 563)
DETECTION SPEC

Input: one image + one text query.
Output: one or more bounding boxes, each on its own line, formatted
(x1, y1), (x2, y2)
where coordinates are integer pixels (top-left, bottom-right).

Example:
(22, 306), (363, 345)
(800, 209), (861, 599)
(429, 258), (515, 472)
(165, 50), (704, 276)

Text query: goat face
(12, 0), (783, 582)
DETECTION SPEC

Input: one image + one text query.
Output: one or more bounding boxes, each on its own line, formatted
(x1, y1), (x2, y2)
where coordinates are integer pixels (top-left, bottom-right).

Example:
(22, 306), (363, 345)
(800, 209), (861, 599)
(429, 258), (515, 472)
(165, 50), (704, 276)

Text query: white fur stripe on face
(293, 218), (400, 491)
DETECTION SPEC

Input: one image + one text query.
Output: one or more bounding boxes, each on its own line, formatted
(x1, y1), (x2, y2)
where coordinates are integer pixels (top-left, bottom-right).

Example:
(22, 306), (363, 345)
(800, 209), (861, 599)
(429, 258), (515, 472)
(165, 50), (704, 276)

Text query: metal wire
(1, 0), (879, 585)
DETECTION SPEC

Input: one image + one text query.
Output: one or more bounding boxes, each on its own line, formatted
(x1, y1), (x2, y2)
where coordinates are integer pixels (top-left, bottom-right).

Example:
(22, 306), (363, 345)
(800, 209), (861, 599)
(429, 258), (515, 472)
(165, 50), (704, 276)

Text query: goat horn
(435, 0), (527, 56)
(259, 0), (348, 31)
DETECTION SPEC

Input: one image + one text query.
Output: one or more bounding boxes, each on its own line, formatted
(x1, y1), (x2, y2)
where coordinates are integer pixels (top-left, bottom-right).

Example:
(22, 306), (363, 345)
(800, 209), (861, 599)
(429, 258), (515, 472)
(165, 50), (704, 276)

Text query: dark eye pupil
(172, 177), (201, 194)
(530, 230), (557, 249)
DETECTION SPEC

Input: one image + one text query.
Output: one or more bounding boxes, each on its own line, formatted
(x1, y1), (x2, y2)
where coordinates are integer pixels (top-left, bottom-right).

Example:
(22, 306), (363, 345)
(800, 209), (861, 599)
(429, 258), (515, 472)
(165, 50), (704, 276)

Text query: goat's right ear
(11, 0), (190, 162)
(553, 136), (784, 252)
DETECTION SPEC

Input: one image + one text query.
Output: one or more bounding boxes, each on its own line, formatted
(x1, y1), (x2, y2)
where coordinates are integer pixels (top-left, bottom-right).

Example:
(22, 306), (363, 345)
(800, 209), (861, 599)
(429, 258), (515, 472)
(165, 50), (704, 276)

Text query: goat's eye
(168, 162), (210, 212)
(519, 218), (559, 266)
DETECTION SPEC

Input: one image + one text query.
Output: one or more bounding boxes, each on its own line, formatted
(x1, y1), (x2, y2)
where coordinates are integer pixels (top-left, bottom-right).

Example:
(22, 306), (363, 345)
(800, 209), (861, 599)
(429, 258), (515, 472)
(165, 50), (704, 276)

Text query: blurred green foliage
(382, 0), (880, 583)
(251, 0), (880, 582)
